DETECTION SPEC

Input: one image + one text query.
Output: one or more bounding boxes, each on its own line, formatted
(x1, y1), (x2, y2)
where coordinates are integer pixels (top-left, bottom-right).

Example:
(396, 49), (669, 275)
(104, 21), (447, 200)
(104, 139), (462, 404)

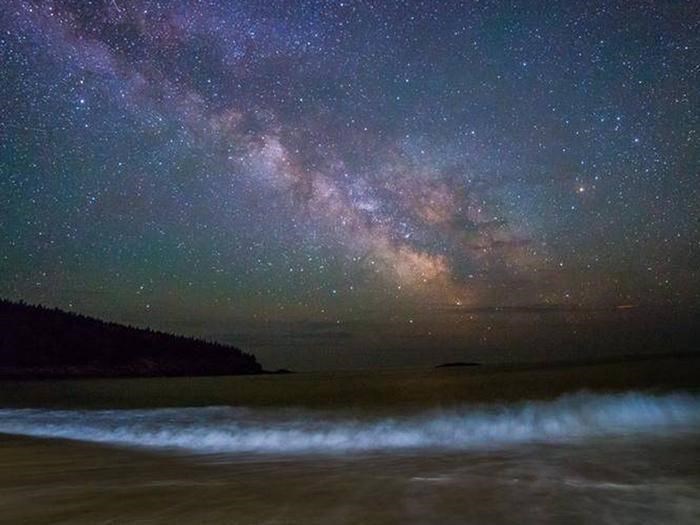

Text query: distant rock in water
(268, 368), (295, 375)
(0, 299), (262, 379)
(435, 362), (481, 368)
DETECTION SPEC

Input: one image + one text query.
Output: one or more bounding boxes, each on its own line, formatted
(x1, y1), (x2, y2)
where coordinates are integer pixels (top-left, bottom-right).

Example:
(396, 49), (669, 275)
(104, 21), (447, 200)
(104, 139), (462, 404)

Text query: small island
(0, 299), (262, 379)
(435, 362), (482, 368)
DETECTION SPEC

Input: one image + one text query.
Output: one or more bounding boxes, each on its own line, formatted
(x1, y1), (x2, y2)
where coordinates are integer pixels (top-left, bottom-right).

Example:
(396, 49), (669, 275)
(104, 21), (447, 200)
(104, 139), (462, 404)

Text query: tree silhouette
(0, 299), (262, 378)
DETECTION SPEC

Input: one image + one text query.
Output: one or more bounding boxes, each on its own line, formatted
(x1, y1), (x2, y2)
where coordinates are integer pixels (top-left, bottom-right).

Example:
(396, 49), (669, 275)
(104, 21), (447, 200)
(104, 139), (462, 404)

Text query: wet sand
(2, 431), (699, 524)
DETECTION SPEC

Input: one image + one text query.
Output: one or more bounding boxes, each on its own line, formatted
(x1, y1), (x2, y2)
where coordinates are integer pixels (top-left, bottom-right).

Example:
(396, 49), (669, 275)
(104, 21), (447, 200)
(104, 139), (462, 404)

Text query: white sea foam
(0, 392), (698, 455)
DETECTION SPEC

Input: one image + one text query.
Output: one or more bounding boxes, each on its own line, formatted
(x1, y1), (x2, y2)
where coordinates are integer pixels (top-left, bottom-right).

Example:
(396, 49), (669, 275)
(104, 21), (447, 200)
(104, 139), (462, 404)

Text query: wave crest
(1, 392), (698, 455)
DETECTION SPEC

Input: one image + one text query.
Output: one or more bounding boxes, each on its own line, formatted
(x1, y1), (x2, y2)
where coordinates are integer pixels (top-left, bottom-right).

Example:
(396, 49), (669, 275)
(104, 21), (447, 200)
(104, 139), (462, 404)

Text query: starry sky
(1, 1), (698, 370)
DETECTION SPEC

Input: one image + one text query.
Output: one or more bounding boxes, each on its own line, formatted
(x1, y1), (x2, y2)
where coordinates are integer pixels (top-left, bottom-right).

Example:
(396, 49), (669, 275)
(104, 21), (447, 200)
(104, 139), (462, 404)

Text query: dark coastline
(0, 299), (262, 379)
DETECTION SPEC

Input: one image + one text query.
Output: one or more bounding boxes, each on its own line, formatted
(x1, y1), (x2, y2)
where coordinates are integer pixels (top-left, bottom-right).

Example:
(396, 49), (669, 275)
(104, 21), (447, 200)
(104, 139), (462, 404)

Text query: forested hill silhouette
(0, 299), (262, 379)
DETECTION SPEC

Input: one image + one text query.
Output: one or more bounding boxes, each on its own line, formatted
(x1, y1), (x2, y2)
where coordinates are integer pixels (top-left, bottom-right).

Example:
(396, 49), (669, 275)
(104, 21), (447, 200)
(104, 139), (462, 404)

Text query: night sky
(1, 1), (698, 370)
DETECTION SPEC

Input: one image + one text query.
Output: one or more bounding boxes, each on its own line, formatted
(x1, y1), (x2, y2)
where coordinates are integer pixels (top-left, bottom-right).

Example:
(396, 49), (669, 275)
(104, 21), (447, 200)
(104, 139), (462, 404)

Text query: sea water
(0, 391), (699, 523)
(1, 392), (699, 454)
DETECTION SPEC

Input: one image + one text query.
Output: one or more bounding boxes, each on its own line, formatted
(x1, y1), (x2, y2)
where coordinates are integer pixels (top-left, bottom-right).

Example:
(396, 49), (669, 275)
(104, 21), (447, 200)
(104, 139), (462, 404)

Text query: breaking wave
(1, 392), (698, 455)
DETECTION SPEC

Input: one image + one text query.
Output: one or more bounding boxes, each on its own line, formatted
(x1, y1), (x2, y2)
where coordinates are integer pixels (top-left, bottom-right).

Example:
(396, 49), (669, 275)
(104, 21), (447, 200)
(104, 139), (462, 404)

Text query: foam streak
(1, 392), (698, 455)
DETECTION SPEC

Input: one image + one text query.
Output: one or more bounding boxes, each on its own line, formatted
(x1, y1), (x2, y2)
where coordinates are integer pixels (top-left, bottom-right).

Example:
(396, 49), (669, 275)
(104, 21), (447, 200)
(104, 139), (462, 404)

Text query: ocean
(0, 361), (699, 523)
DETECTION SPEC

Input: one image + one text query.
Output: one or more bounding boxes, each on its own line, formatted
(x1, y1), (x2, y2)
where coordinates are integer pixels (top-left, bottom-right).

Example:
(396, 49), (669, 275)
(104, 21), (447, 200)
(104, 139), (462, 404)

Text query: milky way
(1, 1), (698, 368)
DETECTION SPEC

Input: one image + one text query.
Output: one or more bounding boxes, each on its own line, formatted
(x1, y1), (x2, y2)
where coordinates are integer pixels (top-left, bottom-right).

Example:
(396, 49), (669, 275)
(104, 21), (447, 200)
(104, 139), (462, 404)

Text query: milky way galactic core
(1, 1), (698, 368)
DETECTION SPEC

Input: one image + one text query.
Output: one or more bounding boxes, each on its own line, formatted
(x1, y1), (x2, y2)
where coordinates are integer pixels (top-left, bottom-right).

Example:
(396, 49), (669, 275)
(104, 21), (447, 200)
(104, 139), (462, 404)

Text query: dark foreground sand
(2, 428), (700, 525)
